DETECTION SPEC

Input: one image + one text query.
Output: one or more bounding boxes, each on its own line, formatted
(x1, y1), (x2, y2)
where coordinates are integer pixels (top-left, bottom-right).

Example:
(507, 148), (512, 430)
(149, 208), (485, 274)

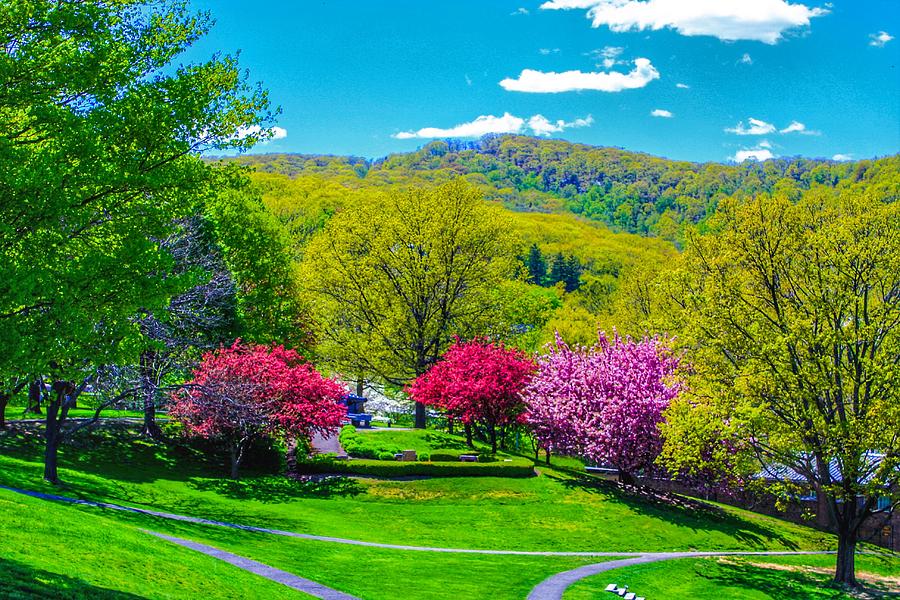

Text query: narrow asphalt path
(146, 531), (360, 600)
(526, 550), (834, 600)
(310, 429), (345, 456)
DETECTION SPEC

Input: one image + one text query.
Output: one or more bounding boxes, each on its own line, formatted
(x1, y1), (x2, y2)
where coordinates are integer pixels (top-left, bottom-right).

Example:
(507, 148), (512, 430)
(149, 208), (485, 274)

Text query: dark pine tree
(526, 244), (547, 285)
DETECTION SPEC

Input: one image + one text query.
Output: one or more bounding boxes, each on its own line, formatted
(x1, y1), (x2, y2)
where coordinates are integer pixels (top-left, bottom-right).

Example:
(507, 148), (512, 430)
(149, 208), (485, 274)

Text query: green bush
(377, 451), (397, 461)
(418, 452), (431, 462)
(298, 456), (535, 478)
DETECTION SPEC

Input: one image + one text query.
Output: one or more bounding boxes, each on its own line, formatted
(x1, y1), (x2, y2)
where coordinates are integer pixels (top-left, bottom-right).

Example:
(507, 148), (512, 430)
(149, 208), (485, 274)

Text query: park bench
(459, 454), (478, 462)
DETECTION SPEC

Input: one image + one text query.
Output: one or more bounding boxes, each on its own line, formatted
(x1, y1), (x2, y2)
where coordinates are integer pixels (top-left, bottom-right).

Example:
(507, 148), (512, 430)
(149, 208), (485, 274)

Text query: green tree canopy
(659, 189), (900, 587)
(301, 179), (518, 427)
(0, 0), (272, 482)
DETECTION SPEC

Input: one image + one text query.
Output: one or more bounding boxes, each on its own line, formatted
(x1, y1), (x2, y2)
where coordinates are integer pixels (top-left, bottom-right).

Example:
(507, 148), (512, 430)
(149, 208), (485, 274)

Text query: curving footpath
(146, 531), (360, 600)
(2, 485), (835, 599)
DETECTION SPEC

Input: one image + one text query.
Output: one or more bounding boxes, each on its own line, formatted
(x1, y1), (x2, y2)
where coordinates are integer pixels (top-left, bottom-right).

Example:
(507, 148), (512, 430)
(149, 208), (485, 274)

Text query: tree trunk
(834, 531), (858, 587)
(447, 417), (454, 435)
(229, 441), (245, 479)
(414, 401), (426, 429)
(618, 470), (635, 485)
(356, 378), (364, 396)
(139, 350), (162, 438)
(0, 393), (8, 429)
(545, 448), (551, 465)
(27, 380), (42, 415)
(489, 425), (497, 454)
(43, 384), (70, 484)
(464, 422), (473, 447)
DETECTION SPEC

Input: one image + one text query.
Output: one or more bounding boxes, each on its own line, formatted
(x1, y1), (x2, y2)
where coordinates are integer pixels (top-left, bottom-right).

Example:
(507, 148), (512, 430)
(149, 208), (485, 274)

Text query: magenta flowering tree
(408, 339), (535, 453)
(523, 332), (683, 483)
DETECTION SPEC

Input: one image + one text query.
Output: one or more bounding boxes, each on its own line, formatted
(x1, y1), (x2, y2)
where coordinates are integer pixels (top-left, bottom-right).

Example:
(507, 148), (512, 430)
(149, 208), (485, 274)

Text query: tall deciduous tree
(172, 342), (346, 478)
(660, 190), (900, 587)
(408, 339), (534, 453)
(301, 179), (518, 428)
(0, 0), (273, 482)
(524, 333), (682, 481)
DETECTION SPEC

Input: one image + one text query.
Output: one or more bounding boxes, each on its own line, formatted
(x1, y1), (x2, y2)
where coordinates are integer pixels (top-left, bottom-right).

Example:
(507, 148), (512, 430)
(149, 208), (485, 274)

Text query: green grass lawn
(4, 404), (149, 421)
(344, 426), (495, 458)
(0, 424), (836, 554)
(562, 554), (900, 599)
(0, 488), (306, 600)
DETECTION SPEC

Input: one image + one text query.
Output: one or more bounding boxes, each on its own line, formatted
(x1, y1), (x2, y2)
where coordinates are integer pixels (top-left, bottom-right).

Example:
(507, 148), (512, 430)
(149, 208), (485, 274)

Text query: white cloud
(676, 82), (690, 89)
(739, 52), (753, 65)
(650, 108), (673, 118)
(540, 0), (828, 44)
(586, 45), (625, 68)
(393, 112), (594, 139)
(733, 148), (775, 162)
(832, 153), (853, 161)
(512, 7), (530, 15)
(539, 47), (561, 55)
(758, 139), (772, 148)
(528, 114), (595, 135)
(726, 118), (776, 135)
(465, 74), (473, 86)
(236, 125), (287, 141)
(778, 120), (819, 135)
(499, 58), (659, 93)
(870, 31), (894, 47)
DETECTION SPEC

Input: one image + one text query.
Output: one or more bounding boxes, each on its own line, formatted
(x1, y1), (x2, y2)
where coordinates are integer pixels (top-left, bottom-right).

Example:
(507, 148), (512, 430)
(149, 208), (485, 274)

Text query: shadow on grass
(552, 473), (803, 550)
(188, 475), (365, 502)
(0, 557), (147, 599)
(701, 559), (894, 599)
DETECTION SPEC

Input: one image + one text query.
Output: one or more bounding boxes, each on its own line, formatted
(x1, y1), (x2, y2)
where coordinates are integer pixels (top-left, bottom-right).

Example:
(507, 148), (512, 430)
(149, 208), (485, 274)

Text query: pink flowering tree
(524, 333), (683, 483)
(171, 342), (346, 478)
(408, 339), (535, 453)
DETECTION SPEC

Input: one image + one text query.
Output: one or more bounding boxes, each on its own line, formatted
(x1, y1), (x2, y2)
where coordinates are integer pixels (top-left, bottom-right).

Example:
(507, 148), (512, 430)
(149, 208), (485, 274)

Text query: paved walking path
(526, 550), (834, 600)
(147, 531), (360, 600)
(310, 429), (346, 457)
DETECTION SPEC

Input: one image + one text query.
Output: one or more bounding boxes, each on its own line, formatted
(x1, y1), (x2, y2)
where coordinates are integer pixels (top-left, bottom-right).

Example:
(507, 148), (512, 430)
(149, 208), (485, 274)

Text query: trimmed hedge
(298, 455), (535, 478)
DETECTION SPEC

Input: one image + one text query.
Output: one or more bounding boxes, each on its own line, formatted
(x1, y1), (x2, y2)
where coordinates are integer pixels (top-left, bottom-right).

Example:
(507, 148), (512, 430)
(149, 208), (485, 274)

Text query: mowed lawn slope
(0, 425), (834, 553)
(0, 488), (306, 600)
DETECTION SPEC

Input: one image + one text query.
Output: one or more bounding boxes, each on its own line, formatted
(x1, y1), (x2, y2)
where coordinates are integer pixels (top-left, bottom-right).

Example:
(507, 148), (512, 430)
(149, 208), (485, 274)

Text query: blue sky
(183, 0), (899, 163)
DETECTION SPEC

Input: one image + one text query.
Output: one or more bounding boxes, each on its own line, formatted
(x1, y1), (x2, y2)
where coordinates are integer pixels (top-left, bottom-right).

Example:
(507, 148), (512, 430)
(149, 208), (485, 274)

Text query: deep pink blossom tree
(408, 339), (535, 453)
(524, 333), (683, 482)
(171, 342), (346, 478)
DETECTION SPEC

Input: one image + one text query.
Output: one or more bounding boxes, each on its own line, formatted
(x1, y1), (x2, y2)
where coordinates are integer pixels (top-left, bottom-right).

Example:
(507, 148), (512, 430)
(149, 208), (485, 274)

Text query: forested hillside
(226, 135), (900, 240)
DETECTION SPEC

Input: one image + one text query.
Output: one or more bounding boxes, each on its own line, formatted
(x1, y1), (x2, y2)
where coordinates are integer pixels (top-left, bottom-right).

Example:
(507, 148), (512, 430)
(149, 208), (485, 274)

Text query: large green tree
(301, 179), (518, 428)
(660, 189), (900, 587)
(0, 0), (272, 482)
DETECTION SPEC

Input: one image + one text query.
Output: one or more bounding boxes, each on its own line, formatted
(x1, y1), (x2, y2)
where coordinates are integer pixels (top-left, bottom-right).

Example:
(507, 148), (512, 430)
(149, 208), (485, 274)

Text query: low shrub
(418, 452), (431, 462)
(377, 451), (397, 461)
(298, 456), (535, 478)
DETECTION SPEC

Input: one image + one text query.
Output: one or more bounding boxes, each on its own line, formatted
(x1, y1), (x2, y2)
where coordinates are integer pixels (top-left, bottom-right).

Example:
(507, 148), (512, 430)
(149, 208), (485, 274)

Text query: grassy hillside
(0, 425), (834, 553)
(0, 487), (304, 599)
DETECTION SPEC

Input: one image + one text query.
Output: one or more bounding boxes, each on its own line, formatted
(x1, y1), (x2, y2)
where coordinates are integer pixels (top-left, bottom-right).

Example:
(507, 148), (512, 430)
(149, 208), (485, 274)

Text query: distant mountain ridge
(223, 135), (899, 240)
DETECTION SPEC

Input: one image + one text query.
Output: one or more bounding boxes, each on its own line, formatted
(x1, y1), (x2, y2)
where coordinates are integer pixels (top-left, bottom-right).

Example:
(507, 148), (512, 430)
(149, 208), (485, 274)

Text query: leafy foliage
(171, 342), (345, 478)
(408, 339), (535, 452)
(524, 333), (683, 480)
